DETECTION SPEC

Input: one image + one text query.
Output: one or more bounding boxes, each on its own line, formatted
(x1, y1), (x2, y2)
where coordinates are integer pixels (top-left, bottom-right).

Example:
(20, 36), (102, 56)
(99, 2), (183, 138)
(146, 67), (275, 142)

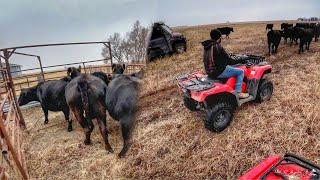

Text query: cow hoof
(44, 120), (48, 124)
(84, 139), (91, 145)
(67, 127), (73, 132)
(105, 145), (114, 153)
(118, 151), (127, 158)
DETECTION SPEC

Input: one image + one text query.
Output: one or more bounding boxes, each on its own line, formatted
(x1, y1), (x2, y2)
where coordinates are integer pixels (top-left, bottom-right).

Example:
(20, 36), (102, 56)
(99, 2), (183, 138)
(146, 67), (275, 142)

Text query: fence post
(2, 50), (26, 129)
(82, 62), (87, 73)
(37, 56), (45, 81)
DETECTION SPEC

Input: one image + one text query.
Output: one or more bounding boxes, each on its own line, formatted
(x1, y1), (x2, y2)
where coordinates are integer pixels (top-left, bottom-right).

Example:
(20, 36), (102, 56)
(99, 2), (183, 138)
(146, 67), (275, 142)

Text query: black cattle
(266, 24), (273, 31)
(112, 63), (126, 75)
(91, 71), (111, 85)
(281, 23), (293, 30)
(65, 74), (113, 152)
(105, 72), (142, 157)
(67, 66), (81, 79)
(217, 27), (234, 38)
(310, 23), (316, 29)
(18, 77), (73, 131)
(313, 24), (320, 42)
(267, 30), (281, 54)
(290, 26), (302, 45)
(281, 26), (293, 44)
(298, 28), (313, 54)
(296, 23), (309, 29)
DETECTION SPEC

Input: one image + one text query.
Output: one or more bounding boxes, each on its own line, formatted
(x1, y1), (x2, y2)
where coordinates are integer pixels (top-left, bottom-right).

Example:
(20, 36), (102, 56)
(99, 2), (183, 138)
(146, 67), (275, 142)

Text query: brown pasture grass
(21, 21), (320, 179)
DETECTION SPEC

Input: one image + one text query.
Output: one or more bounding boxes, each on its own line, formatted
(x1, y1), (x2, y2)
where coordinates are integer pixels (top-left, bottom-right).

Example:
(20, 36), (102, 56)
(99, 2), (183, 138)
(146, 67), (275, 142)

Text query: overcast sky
(0, 0), (319, 70)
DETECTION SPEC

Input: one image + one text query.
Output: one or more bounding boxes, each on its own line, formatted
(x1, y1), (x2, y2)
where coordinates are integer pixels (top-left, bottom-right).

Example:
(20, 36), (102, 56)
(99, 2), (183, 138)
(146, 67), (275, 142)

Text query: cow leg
(272, 44), (275, 53)
(118, 115), (135, 158)
(41, 106), (49, 124)
(83, 118), (94, 145)
(63, 108), (72, 132)
(96, 115), (113, 153)
(268, 42), (271, 54)
(72, 107), (93, 145)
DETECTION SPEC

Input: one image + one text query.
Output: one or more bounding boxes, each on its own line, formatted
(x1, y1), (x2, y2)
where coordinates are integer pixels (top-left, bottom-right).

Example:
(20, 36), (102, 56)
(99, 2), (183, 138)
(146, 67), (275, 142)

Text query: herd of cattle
(266, 22), (320, 54)
(217, 22), (320, 54)
(18, 64), (142, 157)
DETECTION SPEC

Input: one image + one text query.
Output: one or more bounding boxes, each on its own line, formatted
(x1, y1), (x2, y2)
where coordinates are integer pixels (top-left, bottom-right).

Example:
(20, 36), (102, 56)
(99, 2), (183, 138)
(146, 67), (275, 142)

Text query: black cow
(217, 27), (234, 38)
(267, 30), (281, 54)
(290, 26), (302, 45)
(281, 23), (293, 30)
(298, 28), (313, 54)
(67, 66), (81, 79)
(281, 26), (293, 44)
(65, 74), (113, 152)
(91, 71), (111, 86)
(112, 63), (126, 75)
(313, 24), (320, 42)
(18, 77), (73, 131)
(105, 72), (142, 157)
(296, 23), (309, 29)
(266, 24), (273, 31)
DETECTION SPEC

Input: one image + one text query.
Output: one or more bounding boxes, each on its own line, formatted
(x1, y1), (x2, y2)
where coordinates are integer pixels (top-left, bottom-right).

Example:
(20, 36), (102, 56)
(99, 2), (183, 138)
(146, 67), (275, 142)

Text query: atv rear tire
(173, 43), (186, 54)
(256, 79), (273, 103)
(204, 102), (234, 132)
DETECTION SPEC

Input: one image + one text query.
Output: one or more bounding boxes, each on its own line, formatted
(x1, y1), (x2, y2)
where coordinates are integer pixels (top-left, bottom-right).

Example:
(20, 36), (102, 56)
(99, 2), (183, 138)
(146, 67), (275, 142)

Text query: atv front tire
(204, 102), (234, 132)
(173, 43), (186, 54)
(183, 94), (199, 111)
(256, 79), (273, 103)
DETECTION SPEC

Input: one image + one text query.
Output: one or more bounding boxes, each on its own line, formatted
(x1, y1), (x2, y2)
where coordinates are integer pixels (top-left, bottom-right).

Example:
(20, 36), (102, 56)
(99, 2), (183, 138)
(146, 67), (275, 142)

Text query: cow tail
(77, 79), (89, 118)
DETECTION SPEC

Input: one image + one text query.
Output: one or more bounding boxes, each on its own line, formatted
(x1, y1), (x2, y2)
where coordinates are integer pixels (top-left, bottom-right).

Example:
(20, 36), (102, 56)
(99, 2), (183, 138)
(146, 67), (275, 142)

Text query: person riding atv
(202, 29), (249, 99)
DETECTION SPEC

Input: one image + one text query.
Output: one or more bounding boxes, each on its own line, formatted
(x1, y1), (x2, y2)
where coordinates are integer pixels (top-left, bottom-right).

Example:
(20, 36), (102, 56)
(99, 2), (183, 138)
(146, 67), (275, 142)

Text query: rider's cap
(210, 29), (222, 41)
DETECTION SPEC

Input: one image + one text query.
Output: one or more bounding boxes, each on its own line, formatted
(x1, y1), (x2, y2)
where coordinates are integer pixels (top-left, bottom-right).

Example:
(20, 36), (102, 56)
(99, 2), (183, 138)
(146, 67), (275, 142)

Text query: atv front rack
(176, 73), (214, 92)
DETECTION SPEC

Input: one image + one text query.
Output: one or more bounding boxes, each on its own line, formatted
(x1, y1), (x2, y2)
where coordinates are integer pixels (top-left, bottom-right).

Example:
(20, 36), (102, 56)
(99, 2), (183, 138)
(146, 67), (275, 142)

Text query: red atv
(239, 153), (320, 180)
(177, 54), (273, 132)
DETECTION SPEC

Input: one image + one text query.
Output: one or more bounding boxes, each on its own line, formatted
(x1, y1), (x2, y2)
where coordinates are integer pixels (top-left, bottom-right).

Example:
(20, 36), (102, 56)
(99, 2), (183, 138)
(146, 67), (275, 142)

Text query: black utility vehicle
(147, 22), (187, 61)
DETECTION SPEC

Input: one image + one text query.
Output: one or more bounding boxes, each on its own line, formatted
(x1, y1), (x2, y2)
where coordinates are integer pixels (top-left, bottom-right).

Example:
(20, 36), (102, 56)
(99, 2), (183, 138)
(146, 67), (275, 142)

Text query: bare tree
(102, 33), (124, 63)
(126, 20), (149, 62)
(102, 20), (149, 63)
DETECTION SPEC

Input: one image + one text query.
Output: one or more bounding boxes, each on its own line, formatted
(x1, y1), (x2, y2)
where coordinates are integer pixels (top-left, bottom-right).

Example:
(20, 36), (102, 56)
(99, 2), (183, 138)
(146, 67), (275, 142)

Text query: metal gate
(0, 53), (28, 179)
(0, 41), (146, 179)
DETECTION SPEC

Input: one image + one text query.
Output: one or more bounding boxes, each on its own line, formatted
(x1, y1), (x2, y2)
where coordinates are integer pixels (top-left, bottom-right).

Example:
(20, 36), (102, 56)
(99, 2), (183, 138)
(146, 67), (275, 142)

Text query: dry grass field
(21, 21), (320, 179)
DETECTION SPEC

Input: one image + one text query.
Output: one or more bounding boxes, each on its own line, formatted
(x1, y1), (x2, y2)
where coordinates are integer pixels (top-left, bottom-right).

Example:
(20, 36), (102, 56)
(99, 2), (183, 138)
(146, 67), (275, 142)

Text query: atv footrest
(238, 95), (254, 105)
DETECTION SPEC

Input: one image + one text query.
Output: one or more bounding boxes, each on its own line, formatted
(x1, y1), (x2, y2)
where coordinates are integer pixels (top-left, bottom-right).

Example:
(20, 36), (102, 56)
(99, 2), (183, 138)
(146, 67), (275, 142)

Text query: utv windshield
(161, 25), (173, 34)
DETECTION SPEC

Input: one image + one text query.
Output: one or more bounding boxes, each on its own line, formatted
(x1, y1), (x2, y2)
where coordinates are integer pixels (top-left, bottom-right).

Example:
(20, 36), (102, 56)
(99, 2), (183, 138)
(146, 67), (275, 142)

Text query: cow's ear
(122, 64), (126, 70)
(112, 64), (116, 71)
(67, 67), (72, 76)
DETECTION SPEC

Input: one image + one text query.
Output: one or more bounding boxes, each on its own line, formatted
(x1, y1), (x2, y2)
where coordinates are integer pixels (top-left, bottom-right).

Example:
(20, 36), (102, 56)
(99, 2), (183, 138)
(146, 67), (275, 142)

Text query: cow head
(18, 87), (38, 106)
(112, 64), (126, 75)
(91, 71), (111, 86)
(67, 66), (81, 79)
(231, 27), (234, 32)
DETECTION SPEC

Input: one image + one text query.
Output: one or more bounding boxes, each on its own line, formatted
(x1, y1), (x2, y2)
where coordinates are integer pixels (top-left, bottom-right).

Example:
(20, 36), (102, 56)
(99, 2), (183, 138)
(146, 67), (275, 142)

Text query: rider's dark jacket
(202, 39), (236, 79)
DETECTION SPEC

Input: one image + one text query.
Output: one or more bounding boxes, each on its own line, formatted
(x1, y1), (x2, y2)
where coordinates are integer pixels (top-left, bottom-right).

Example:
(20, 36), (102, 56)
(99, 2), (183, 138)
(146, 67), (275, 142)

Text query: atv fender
(248, 65), (272, 79)
(204, 92), (238, 108)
